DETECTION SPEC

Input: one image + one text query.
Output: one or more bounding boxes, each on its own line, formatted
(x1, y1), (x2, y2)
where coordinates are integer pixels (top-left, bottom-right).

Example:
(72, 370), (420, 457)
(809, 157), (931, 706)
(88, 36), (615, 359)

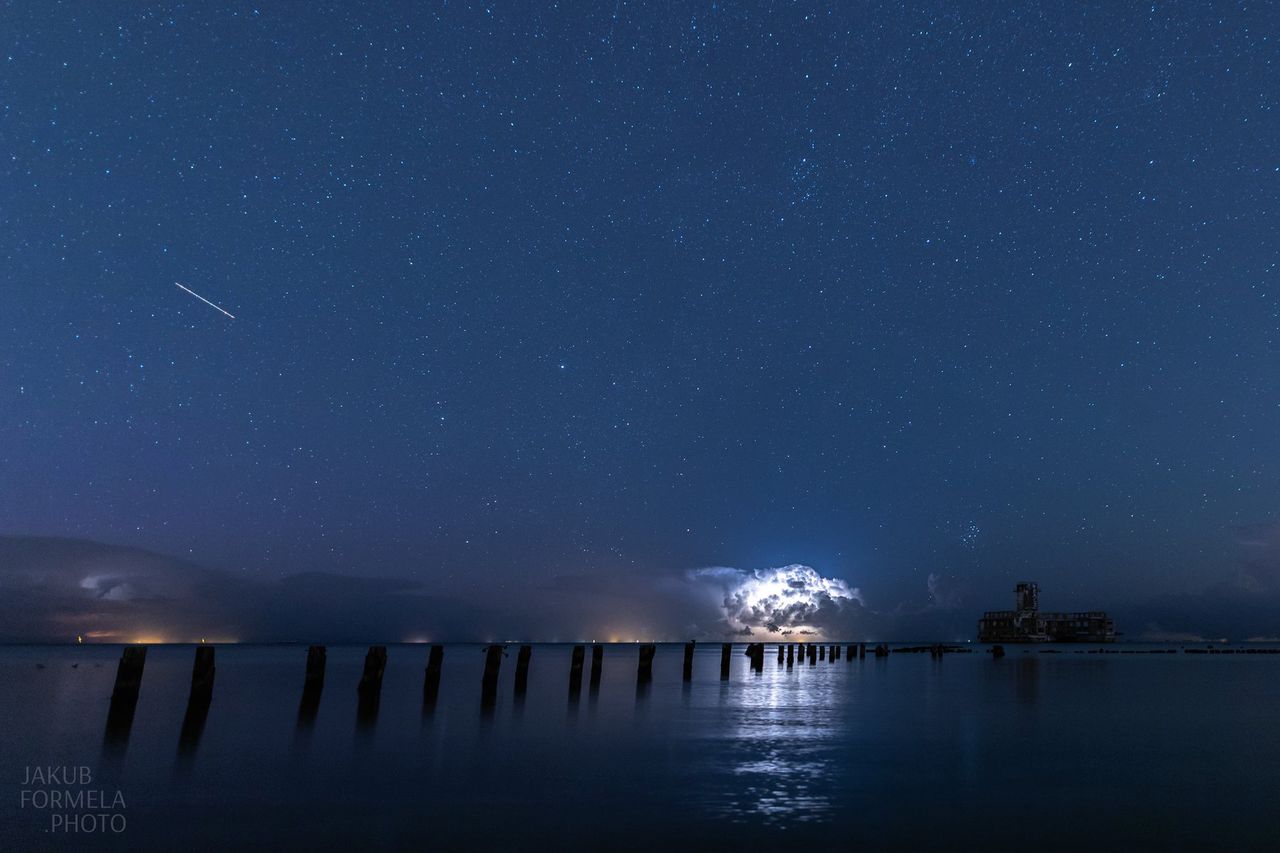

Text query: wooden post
(859, 642), (866, 659)
(749, 643), (764, 672)
(481, 645), (503, 710)
(786, 643), (794, 666)
(777, 644), (785, 663)
(846, 644), (855, 661)
(104, 646), (147, 749)
(422, 645), (444, 712)
(112, 645), (147, 699)
(514, 645), (532, 696)
(720, 643), (732, 680)
(187, 646), (216, 702)
(569, 644), (585, 697)
(298, 645), (326, 725)
(358, 645), (388, 725)
(589, 645), (604, 690)
(832, 644), (840, 661)
(808, 644), (817, 665)
(637, 644), (656, 684)
(682, 641), (696, 681)
(304, 645), (326, 689)
(359, 646), (388, 697)
(179, 646), (216, 753)
(819, 644), (826, 661)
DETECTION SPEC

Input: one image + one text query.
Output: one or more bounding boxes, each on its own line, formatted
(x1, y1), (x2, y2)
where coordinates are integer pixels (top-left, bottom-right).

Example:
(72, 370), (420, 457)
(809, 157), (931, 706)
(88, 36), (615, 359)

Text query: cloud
(687, 564), (865, 639)
(16, 521), (1280, 643)
(0, 536), (495, 643)
(0, 538), (972, 642)
(1106, 517), (1280, 640)
(1137, 625), (1215, 643)
(926, 572), (966, 610)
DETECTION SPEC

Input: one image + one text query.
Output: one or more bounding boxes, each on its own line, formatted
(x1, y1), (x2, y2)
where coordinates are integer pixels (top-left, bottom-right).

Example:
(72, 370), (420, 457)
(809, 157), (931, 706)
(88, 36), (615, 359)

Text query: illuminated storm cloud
(690, 564), (862, 638)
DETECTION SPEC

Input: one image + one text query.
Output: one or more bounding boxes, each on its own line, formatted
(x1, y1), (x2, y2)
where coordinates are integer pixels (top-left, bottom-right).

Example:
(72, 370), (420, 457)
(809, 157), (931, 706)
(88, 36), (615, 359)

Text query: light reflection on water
(709, 664), (845, 824)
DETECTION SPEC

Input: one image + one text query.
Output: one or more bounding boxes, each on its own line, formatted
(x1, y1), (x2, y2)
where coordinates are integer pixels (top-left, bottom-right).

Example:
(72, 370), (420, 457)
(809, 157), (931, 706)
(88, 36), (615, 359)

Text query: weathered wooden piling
(188, 646), (216, 701)
(359, 646), (388, 697)
(514, 645), (532, 696)
(304, 645), (327, 689)
(786, 643), (794, 666)
(481, 644), (503, 709)
(832, 644), (841, 661)
(748, 643), (764, 672)
(298, 645), (326, 725)
(808, 644), (817, 665)
(104, 646), (147, 748)
(819, 644), (826, 661)
(112, 645), (147, 699)
(720, 643), (732, 680)
(179, 646), (216, 753)
(590, 645), (604, 690)
(859, 642), (867, 659)
(777, 644), (785, 664)
(637, 644), (656, 684)
(569, 644), (586, 696)
(682, 641), (696, 681)
(846, 644), (855, 661)
(422, 645), (444, 712)
(358, 645), (388, 724)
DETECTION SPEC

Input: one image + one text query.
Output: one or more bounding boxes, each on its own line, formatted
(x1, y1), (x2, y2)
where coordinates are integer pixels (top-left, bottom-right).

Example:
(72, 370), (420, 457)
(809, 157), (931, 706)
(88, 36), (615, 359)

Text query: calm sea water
(2, 642), (1279, 851)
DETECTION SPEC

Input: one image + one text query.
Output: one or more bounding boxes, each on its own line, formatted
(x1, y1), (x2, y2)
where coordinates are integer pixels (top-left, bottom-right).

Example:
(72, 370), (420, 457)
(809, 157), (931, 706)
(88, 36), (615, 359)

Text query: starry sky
(2, 2), (1278, 634)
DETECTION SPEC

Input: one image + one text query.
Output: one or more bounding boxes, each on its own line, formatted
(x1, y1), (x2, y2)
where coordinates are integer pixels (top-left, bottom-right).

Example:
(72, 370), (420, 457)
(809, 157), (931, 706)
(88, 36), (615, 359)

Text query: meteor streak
(175, 282), (235, 319)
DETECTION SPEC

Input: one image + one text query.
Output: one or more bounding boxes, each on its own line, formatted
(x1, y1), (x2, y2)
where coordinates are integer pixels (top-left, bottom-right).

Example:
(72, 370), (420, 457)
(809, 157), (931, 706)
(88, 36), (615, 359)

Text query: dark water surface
(3, 643), (1279, 851)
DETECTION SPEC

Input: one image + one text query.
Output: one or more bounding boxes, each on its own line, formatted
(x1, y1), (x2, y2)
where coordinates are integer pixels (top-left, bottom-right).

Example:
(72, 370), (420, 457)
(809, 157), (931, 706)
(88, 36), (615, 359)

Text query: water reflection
(177, 694), (212, 757)
(297, 684), (322, 729)
(21, 643), (1280, 850)
(102, 692), (140, 757)
(705, 661), (839, 824)
(1015, 657), (1040, 706)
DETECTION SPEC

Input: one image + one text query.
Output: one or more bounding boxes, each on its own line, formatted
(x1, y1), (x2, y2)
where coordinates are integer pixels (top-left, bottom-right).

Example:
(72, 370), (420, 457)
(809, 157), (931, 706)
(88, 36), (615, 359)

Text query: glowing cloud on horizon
(689, 564), (863, 639)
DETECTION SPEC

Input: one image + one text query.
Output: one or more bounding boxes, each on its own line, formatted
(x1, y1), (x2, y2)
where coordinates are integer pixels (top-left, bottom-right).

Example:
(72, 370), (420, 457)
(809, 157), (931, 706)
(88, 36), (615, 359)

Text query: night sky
(2, 3), (1278, 639)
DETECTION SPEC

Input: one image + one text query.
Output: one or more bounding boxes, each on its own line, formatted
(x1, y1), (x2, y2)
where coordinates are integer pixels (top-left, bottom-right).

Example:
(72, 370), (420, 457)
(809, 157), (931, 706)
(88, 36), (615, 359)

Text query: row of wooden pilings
(102, 641), (894, 748)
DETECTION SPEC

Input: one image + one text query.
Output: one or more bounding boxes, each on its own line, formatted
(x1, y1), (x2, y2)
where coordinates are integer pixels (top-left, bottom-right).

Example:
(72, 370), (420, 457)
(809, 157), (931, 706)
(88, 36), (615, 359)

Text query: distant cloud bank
(4, 528), (1279, 643)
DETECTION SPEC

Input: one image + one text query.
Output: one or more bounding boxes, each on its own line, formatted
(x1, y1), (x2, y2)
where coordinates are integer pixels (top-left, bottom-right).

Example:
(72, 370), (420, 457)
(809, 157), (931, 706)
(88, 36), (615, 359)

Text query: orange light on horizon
(131, 635), (168, 645)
